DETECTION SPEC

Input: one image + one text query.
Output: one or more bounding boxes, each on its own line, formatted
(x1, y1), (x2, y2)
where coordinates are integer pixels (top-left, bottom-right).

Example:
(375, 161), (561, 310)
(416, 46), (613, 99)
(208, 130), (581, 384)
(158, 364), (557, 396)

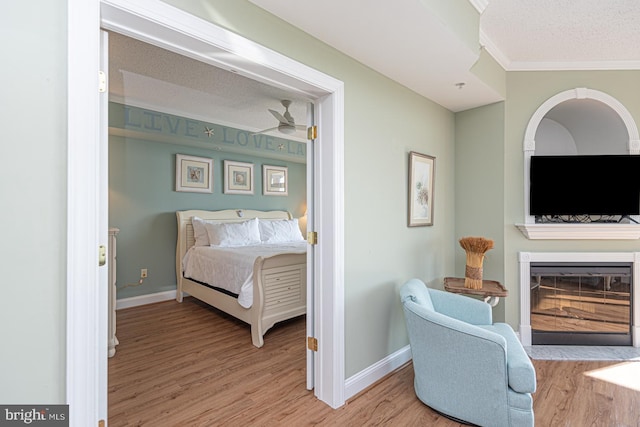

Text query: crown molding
(505, 59), (640, 71)
(480, 29), (640, 72)
(468, 0), (489, 14)
(479, 29), (510, 70)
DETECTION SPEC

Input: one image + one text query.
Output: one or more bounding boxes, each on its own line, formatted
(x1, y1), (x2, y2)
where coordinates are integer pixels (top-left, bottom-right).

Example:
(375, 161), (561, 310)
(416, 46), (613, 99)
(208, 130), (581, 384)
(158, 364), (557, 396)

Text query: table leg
(484, 296), (500, 307)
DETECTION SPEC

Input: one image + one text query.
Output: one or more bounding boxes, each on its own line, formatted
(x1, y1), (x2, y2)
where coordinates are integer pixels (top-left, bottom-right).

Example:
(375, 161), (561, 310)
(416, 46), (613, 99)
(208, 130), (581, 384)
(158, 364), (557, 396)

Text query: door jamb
(67, 0), (345, 423)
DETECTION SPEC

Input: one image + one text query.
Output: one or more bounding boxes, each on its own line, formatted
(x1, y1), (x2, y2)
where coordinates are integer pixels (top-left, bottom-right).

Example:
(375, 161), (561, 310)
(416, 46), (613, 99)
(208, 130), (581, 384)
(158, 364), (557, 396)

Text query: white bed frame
(176, 209), (307, 347)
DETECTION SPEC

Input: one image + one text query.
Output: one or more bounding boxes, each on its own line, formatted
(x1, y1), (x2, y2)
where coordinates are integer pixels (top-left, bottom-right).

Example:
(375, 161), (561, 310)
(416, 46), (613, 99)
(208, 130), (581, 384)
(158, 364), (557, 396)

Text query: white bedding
(182, 242), (306, 308)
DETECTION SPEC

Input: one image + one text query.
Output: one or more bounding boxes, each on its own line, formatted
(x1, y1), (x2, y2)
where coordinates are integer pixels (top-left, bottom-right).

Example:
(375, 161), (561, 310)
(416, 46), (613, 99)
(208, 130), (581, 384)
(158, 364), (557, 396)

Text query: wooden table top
(444, 277), (508, 297)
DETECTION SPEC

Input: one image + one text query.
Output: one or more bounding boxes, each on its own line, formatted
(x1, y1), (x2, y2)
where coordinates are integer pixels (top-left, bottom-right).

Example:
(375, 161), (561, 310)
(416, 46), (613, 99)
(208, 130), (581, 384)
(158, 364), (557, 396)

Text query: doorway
(67, 0), (345, 424)
(107, 25), (313, 404)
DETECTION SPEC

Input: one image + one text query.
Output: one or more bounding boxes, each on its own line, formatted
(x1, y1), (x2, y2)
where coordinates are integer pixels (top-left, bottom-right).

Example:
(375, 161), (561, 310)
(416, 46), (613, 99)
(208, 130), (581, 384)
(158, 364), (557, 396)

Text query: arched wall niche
(522, 88), (640, 227)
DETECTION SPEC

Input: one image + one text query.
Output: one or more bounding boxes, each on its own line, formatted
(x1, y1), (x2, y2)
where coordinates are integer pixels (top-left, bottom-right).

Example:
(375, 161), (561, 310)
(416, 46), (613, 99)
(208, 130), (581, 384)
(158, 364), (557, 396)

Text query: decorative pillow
(258, 218), (304, 243)
(191, 216), (219, 247)
(205, 218), (261, 247)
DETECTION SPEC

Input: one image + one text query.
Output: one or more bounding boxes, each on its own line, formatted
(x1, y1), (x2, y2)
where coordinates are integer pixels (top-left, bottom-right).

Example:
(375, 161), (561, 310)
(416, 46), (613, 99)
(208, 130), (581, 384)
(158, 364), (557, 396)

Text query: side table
(444, 277), (508, 307)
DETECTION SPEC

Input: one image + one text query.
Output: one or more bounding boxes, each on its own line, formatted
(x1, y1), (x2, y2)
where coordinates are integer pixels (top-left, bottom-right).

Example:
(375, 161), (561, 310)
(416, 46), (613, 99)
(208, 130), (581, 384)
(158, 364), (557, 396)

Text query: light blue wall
(109, 133), (306, 299)
(0, 1), (67, 403)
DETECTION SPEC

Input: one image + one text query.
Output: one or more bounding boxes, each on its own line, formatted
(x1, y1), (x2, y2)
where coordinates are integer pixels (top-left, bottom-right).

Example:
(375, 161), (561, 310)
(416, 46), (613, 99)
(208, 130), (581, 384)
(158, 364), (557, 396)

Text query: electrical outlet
(141, 268), (148, 278)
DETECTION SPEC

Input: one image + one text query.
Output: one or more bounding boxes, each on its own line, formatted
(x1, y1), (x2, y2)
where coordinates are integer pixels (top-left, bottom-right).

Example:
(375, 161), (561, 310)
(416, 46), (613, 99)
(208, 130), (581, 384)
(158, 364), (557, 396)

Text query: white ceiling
(251, 0), (640, 111)
(109, 33), (310, 141)
(109, 0), (640, 133)
(250, 0), (503, 112)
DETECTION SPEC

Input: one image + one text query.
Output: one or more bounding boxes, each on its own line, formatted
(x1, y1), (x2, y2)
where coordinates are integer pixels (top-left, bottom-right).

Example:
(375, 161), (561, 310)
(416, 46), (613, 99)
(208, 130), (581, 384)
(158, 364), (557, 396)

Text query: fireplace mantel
(515, 223), (640, 240)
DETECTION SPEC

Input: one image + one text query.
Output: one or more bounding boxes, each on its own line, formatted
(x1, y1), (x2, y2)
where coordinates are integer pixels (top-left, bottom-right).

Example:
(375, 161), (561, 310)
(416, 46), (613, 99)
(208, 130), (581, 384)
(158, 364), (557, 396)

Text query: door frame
(67, 0), (345, 423)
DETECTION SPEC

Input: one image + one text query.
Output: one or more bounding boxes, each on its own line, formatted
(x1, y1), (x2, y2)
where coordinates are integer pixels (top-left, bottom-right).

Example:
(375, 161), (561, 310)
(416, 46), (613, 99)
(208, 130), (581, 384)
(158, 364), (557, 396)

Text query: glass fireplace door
(530, 263), (632, 345)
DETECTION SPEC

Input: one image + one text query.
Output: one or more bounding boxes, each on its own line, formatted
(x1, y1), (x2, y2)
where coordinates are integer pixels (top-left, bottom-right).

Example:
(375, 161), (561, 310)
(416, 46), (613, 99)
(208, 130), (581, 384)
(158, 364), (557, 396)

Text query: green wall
(455, 102), (506, 321)
(456, 71), (640, 330)
(502, 71), (640, 328)
(0, 1), (67, 402)
(14, 0), (640, 407)
(109, 133), (306, 299)
(158, 0), (458, 377)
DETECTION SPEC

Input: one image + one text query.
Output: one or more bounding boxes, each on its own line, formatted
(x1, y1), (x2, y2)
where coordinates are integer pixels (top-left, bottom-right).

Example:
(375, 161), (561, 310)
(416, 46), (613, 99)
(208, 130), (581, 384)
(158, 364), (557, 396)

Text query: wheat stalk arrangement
(459, 236), (494, 289)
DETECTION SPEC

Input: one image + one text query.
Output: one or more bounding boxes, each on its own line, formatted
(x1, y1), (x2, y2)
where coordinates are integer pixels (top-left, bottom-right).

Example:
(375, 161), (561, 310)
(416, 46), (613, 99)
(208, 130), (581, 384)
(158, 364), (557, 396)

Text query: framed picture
(263, 165), (288, 196)
(175, 154), (213, 193)
(224, 160), (254, 194)
(408, 151), (435, 227)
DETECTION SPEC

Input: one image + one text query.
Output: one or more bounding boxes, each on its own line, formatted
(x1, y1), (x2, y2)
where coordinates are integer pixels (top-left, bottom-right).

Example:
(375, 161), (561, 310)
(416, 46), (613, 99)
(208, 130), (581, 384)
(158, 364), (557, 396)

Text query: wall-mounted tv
(529, 155), (640, 217)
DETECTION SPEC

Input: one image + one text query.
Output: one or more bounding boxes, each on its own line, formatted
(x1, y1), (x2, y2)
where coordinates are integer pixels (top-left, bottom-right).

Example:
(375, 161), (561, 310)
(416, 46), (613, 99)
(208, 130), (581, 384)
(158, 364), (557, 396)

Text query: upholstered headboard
(175, 209), (292, 281)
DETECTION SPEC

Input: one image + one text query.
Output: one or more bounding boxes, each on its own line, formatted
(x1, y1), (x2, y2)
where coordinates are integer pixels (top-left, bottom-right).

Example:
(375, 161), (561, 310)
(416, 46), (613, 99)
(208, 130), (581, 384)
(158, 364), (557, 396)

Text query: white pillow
(205, 218), (261, 247)
(191, 216), (218, 247)
(258, 219), (304, 243)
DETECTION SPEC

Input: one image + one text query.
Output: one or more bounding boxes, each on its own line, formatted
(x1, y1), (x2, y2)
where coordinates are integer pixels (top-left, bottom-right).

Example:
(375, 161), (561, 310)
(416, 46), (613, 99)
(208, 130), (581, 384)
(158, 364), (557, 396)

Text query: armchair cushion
(429, 287), (493, 325)
(478, 323), (537, 393)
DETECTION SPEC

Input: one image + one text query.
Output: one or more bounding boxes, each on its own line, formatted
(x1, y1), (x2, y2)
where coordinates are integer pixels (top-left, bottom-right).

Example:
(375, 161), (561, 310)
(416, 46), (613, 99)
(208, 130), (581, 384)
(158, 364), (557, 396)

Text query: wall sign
(109, 103), (306, 161)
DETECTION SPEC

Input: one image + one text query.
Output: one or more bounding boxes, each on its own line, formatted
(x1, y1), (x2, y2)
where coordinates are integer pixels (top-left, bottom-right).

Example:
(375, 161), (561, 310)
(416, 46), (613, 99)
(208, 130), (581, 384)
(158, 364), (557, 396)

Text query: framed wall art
(263, 165), (288, 196)
(408, 151), (435, 227)
(175, 154), (213, 193)
(224, 160), (254, 194)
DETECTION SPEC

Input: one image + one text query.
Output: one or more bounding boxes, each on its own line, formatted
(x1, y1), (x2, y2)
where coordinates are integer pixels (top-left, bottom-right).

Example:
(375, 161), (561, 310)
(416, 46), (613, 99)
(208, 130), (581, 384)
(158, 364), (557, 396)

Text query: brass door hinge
(307, 231), (318, 245)
(98, 70), (107, 93)
(99, 420), (105, 427)
(98, 245), (107, 266)
(307, 125), (317, 140)
(307, 336), (318, 352)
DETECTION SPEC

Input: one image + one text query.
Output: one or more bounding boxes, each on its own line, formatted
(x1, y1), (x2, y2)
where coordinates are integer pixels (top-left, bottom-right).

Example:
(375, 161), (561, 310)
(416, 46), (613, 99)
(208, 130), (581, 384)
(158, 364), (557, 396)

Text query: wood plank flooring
(109, 298), (640, 426)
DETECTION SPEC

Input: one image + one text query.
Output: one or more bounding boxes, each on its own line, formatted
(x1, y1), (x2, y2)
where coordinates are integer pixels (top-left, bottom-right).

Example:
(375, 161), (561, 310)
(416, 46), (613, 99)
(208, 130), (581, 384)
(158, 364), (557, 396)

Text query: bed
(176, 209), (307, 348)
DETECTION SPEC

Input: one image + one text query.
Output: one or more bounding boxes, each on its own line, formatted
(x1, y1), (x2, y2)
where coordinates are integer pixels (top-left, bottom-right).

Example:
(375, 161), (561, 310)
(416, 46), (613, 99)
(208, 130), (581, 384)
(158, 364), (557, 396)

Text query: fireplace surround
(519, 252), (640, 347)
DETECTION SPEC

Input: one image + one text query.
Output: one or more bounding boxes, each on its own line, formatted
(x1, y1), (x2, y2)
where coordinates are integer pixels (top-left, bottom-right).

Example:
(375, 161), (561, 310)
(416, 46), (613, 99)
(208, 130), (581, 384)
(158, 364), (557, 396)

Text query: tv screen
(529, 155), (640, 217)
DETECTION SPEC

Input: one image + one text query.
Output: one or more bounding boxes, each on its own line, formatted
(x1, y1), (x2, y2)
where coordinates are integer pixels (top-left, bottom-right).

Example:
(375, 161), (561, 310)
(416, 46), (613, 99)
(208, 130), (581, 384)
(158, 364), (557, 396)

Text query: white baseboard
(116, 290), (179, 310)
(344, 345), (412, 400)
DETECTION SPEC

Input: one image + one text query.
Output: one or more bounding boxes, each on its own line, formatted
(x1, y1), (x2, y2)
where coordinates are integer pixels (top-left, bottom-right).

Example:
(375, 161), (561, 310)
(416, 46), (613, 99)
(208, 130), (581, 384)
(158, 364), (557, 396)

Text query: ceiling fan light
(278, 124), (296, 134)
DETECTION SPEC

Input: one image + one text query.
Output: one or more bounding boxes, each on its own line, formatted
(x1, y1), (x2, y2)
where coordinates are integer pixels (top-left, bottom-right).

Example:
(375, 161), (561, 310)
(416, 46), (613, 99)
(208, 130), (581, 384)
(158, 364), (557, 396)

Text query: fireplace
(519, 252), (640, 347)
(530, 262), (632, 345)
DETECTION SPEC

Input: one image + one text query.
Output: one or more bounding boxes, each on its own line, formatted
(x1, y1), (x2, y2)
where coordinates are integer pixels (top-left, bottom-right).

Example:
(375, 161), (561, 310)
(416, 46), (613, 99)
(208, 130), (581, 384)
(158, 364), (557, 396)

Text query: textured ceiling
(110, 1), (640, 126)
(481, 0), (640, 69)
(250, 0), (640, 111)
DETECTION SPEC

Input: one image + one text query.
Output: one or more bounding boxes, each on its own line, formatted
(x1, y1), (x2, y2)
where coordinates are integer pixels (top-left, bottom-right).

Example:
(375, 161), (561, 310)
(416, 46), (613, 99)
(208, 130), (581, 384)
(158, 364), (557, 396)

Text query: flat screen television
(529, 155), (640, 217)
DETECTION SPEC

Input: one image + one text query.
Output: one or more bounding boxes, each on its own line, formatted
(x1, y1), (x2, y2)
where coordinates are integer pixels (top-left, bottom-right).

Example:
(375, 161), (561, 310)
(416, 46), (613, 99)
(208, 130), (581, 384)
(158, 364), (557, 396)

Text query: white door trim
(67, 0), (102, 425)
(68, 0), (345, 423)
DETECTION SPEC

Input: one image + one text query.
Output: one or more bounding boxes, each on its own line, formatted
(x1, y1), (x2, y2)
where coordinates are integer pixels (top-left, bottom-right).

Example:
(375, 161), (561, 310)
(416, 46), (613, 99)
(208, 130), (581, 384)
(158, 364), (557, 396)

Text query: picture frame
(175, 154), (213, 193)
(263, 165), (288, 196)
(408, 151), (435, 227)
(224, 160), (254, 194)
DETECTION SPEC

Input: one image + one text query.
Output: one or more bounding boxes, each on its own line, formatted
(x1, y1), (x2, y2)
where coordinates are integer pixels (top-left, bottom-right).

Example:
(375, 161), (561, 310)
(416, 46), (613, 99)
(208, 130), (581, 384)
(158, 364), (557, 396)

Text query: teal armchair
(400, 278), (536, 427)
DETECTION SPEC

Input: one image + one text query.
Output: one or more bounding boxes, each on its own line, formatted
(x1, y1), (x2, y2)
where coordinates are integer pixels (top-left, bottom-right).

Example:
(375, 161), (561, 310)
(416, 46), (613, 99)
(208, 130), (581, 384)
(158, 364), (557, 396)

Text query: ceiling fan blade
(251, 126), (279, 135)
(268, 109), (288, 125)
(295, 124), (306, 130)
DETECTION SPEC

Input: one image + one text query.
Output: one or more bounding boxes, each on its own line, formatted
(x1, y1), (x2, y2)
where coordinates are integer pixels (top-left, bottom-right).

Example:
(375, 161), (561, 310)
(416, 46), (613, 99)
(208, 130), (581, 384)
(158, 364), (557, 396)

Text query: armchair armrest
(428, 288), (493, 325)
(478, 323), (536, 393)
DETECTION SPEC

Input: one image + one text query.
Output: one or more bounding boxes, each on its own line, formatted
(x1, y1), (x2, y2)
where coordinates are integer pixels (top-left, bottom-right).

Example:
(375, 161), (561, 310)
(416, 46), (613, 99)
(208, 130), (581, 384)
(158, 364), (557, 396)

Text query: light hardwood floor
(109, 298), (640, 426)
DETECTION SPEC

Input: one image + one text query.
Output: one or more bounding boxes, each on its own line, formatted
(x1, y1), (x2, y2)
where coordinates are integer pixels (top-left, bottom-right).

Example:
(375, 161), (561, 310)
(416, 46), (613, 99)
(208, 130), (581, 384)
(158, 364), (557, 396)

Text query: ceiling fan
(253, 100), (306, 135)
